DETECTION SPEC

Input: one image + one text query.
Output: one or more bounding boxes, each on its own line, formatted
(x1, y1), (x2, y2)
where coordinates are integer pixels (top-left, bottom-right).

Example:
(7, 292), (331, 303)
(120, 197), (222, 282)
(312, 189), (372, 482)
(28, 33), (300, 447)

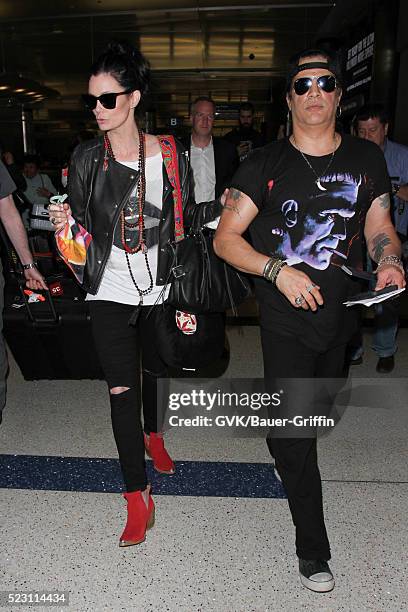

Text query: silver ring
(295, 296), (304, 306)
(306, 283), (316, 293)
(50, 217), (57, 225)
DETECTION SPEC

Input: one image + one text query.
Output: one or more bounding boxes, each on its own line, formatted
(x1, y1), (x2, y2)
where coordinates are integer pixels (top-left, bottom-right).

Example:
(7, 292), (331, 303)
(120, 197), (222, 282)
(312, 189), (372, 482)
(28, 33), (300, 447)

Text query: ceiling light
(0, 74), (59, 105)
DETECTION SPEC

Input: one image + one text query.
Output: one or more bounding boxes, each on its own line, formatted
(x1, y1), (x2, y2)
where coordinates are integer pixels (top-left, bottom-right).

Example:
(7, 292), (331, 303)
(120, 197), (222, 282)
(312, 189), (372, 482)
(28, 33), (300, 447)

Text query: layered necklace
(291, 134), (338, 192)
(103, 128), (153, 310)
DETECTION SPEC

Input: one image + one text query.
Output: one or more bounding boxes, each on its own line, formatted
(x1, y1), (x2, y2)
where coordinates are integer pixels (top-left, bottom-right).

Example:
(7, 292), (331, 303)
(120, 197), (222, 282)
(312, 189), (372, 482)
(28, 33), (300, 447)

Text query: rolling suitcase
(1, 223), (104, 381)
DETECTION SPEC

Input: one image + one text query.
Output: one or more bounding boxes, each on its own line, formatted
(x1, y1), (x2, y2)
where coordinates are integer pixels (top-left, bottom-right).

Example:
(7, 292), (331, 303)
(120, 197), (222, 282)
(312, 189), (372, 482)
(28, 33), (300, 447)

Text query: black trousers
(261, 328), (347, 561)
(89, 301), (167, 492)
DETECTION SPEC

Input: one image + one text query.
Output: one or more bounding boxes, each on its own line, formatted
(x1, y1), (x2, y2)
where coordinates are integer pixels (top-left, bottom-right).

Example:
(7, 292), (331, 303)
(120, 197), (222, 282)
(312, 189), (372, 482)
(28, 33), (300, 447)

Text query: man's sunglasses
(293, 75), (336, 96)
(81, 89), (132, 110)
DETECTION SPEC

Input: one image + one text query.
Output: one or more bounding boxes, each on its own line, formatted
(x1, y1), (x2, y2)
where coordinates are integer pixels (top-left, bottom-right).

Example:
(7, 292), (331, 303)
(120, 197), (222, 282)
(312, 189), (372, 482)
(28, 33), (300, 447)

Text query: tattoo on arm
(370, 232), (392, 261)
(376, 193), (390, 209)
(222, 188), (242, 216)
(230, 188), (242, 202)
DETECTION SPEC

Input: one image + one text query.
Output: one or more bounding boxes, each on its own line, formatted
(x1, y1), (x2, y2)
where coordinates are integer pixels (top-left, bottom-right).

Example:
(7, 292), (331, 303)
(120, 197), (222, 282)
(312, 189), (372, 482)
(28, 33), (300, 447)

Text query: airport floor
(1, 324), (407, 612)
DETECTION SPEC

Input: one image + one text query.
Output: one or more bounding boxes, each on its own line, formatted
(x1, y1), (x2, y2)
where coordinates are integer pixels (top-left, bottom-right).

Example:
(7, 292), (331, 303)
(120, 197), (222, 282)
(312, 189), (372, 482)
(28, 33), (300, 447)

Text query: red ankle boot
(119, 485), (155, 547)
(144, 432), (175, 474)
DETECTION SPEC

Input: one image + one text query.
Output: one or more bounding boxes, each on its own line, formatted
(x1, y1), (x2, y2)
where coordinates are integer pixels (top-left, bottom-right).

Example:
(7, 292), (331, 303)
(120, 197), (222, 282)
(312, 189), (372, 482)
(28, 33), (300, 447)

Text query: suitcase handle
(19, 283), (59, 324)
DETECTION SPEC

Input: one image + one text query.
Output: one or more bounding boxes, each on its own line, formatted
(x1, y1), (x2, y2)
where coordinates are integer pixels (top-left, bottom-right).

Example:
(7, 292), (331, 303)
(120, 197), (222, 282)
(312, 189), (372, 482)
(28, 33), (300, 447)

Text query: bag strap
(157, 135), (185, 242)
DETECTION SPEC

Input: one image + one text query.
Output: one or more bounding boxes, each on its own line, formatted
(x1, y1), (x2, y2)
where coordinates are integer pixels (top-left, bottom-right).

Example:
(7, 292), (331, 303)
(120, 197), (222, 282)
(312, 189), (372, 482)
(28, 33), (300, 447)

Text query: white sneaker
(299, 559), (335, 593)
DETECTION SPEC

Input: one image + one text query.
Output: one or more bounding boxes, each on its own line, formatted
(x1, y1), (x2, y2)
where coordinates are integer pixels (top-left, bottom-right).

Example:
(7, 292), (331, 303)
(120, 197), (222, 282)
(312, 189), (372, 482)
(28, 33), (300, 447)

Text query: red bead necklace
(103, 128), (153, 306)
(103, 129), (147, 254)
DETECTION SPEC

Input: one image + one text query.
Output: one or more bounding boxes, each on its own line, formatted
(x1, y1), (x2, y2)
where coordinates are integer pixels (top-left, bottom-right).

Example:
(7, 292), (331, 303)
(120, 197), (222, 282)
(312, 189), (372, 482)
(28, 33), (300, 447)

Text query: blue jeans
(372, 298), (398, 357)
(351, 256), (398, 360)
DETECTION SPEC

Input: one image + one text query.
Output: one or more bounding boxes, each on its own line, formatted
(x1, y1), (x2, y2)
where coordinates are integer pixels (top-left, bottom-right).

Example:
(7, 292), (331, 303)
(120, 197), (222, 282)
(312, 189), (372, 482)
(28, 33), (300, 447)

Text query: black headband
(294, 61), (333, 75)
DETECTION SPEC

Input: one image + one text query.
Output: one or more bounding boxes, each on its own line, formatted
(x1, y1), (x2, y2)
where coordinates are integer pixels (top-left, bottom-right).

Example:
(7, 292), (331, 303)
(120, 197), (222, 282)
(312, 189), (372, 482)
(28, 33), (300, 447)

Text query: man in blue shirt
(351, 103), (408, 373)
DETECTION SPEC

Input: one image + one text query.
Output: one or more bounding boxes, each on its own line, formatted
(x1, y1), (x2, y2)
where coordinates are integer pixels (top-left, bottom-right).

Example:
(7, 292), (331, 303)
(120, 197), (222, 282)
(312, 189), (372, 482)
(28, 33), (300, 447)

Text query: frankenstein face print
(271, 173), (362, 270)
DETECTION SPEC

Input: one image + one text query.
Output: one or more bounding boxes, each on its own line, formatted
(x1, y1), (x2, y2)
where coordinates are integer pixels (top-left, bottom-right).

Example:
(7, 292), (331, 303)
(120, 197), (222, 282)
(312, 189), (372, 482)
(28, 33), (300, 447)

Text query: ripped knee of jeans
(110, 386), (131, 395)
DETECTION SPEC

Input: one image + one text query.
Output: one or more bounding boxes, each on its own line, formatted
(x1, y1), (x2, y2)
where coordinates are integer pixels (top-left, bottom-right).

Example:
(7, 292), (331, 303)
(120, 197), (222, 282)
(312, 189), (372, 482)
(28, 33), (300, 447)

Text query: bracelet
(376, 255), (404, 272)
(22, 263), (37, 270)
(263, 257), (287, 285)
(271, 261), (287, 284)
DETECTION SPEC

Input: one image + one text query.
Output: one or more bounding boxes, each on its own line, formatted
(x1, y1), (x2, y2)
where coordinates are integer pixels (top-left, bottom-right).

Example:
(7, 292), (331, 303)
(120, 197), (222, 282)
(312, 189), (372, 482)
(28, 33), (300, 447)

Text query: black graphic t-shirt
(230, 135), (390, 351)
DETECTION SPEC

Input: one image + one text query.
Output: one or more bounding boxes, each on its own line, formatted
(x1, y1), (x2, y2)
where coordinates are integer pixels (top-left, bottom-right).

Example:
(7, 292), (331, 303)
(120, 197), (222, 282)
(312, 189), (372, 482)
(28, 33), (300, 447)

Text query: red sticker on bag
(175, 310), (197, 335)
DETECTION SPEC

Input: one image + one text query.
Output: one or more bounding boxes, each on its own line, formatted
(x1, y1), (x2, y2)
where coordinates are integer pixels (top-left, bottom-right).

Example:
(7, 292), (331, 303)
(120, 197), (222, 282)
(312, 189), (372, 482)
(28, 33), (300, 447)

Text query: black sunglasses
(81, 89), (132, 110)
(293, 75), (336, 96)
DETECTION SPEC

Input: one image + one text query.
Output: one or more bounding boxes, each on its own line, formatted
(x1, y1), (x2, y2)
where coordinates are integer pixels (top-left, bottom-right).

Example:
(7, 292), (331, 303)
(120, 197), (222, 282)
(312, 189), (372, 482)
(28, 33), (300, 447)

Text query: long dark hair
(91, 40), (150, 97)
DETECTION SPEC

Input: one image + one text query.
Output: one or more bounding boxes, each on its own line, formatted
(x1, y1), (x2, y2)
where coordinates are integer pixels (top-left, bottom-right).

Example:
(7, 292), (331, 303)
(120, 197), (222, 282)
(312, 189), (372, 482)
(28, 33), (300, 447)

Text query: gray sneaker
(299, 559), (335, 592)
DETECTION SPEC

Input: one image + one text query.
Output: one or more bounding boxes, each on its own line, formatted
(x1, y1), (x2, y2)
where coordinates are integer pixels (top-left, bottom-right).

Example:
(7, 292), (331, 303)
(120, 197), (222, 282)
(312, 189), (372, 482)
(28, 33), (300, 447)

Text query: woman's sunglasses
(293, 75), (336, 96)
(81, 89), (132, 110)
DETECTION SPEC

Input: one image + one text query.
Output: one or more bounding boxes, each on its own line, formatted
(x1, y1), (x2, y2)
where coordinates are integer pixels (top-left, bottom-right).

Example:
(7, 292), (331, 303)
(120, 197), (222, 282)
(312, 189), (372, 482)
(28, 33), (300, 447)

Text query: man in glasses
(214, 48), (405, 592)
(181, 97), (238, 204)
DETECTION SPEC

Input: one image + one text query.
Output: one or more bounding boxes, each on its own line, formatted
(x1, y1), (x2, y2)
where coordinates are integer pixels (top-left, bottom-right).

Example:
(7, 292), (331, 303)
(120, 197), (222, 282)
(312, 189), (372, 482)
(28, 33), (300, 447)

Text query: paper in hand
(343, 285), (405, 307)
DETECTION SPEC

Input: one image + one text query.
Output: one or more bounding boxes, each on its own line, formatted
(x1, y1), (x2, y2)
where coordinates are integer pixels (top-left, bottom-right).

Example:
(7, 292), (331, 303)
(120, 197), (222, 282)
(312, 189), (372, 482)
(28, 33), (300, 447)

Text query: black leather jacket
(68, 136), (222, 295)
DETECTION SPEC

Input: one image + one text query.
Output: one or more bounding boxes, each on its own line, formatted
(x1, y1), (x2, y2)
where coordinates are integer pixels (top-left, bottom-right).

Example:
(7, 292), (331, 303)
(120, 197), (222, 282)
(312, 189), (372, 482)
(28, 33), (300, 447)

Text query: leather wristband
(22, 263), (37, 270)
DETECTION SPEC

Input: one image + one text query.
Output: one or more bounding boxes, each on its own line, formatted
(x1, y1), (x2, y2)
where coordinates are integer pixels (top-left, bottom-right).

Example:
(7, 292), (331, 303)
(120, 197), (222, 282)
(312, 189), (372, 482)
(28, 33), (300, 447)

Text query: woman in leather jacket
(48, 41), (223, 548)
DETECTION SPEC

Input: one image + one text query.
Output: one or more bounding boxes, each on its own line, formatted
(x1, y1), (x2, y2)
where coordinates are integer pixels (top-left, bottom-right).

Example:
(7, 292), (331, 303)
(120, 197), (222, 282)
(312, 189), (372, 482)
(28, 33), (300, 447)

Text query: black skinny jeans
(261, 328), (347, 561)
(89, 301), (167, 492)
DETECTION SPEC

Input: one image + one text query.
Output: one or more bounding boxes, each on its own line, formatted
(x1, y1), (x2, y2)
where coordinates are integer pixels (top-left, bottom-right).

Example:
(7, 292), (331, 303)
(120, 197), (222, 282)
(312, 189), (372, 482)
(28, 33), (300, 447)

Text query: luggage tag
(175, 310), (197, 335)
(23, 289), (46, 303)
(49, 281), (64, 297)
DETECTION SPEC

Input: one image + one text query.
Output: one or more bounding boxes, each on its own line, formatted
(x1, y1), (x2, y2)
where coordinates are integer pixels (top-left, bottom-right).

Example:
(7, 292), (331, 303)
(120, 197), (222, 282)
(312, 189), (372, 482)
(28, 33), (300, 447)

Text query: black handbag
(167, 228), (251, 314)
(153, 135), (243, 371)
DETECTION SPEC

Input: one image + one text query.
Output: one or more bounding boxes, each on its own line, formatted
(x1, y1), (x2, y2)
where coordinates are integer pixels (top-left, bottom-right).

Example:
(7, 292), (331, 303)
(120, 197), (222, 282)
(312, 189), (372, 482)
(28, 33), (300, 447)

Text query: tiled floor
(0, 325), (407, 611)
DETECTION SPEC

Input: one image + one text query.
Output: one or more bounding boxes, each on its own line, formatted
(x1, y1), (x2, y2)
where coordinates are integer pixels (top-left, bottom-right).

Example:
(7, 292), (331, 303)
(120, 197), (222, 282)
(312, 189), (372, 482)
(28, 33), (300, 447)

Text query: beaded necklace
(103, 129), (154, 310)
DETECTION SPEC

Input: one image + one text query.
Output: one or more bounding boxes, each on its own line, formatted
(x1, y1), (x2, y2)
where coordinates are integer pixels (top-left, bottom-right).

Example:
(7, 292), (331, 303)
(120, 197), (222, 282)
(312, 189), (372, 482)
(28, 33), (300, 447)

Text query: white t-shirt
(87, 151), (169, 306)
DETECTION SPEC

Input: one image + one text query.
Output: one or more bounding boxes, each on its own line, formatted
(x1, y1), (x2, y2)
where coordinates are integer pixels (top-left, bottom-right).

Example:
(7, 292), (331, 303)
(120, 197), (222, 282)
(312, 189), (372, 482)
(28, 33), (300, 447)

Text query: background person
(0, 159), (46, 425)
(0, 148), (26, 193)
(224, 101), (265, 161)
(181, 96), (238, 203)
(22, 154), (57, 232)
(23, 154), (57, 209)
(0, 147), (29, 218)
(348, 103), (408, 373)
